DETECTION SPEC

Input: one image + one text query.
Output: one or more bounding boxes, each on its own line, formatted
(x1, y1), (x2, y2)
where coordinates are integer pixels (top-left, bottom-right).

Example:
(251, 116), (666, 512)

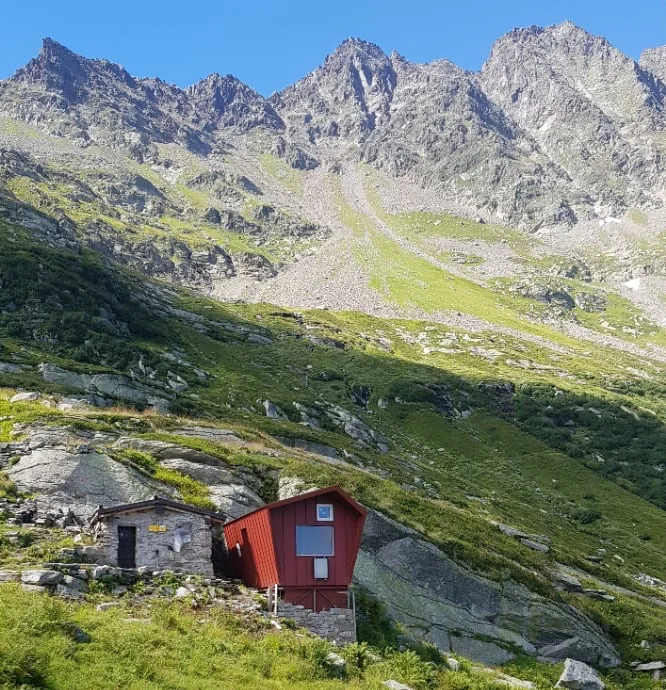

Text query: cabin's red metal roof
(224, 484), (367, 527)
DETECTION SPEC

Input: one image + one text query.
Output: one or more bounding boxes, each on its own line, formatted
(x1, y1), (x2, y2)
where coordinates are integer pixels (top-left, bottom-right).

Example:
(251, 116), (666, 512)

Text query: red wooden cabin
(223, 485), (367, 611)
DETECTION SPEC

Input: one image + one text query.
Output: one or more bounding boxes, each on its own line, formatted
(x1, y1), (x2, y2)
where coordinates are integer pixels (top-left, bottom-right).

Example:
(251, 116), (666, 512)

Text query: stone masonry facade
(93, 508), (220, 576)
(277, 601), (356, 646)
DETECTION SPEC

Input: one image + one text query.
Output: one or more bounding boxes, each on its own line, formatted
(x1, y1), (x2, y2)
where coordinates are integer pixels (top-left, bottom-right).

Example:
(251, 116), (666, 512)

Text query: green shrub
(572, 509), (602, 524)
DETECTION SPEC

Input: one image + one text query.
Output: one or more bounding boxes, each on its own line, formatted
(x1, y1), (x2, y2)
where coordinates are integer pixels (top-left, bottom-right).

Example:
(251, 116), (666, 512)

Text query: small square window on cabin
(296, 525), (334, 556)
(316, 504), (334, 521)
(313, 557), (329, 579)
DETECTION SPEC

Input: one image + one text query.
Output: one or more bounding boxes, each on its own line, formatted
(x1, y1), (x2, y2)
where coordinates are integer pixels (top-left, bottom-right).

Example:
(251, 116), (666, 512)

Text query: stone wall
(94, 508), (217, 576)
(277, 601), (356, 646)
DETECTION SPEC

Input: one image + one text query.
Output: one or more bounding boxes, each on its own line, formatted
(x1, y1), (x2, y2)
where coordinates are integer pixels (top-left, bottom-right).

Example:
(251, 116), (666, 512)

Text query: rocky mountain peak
(640, 46), (666, 83)
(9, 37), (136, 106)
(274, 37), (396, 140)
(187, 73), (284, 133)
(12, 37), (91, 92)
(326, 37), (389, 63)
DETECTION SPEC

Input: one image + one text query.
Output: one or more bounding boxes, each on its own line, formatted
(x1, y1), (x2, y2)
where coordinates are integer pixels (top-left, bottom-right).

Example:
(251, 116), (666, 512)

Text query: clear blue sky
(1, 0), (664, 95)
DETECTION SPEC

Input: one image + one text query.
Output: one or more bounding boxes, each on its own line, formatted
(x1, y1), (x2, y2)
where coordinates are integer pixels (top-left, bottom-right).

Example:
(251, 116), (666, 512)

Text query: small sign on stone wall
(148, 525), (167, 533)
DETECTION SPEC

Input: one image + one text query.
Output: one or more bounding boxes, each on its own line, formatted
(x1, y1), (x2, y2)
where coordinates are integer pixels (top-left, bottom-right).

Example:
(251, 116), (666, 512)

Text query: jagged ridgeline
(2, 22), (666, 690)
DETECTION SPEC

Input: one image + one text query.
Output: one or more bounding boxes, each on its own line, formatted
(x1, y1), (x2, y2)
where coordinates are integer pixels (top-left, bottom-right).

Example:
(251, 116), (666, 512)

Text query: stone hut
(90, 497), (227, 576)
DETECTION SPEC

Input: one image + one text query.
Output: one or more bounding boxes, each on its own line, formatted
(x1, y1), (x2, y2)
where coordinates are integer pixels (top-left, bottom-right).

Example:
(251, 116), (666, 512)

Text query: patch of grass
(260, 153), (303, 196)
(627, 208), (648, 226)
(115, 449), (216, 511)
(0, 585), (579, 690)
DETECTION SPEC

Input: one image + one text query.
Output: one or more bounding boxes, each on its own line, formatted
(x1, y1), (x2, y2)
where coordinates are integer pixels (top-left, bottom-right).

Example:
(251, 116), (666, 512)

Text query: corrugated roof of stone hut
(90, 496), (227, 524)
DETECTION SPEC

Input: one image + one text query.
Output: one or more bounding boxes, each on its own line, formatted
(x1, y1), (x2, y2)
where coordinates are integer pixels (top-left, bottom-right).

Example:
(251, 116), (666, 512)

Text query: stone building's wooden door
(117, 526), (136, 568)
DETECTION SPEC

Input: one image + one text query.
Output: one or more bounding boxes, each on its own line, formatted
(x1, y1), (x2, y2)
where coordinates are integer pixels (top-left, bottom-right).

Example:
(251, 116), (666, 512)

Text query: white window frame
(316, 503), (334, 521)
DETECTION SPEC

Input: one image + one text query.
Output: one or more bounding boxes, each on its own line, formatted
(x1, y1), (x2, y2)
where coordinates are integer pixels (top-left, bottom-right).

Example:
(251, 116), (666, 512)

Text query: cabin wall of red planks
(223, 486), (366, 609)
(270, 491), (364, 587)
(223, 507), (277, 589)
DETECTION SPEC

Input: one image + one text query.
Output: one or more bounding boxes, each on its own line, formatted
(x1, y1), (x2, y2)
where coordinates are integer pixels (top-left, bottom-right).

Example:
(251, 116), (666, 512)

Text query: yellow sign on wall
(148, 525), (167, 533)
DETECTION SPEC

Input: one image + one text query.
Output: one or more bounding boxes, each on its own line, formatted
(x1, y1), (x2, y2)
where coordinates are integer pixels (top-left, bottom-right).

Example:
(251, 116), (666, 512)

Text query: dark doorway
(117, 526), (136, 568)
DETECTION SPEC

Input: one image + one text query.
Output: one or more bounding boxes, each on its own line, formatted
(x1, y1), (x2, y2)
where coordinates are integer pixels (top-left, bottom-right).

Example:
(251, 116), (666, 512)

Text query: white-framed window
(314, 557), (329, 579)
(296, 526), (334, 556)
(316, 503), (334, 521)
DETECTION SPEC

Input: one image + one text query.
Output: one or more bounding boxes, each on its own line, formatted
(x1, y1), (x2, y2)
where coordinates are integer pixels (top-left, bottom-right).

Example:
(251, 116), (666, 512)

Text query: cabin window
(296, 526), (334, 556)
(313, 557), (329, 579)
(316, 504), (334, 521)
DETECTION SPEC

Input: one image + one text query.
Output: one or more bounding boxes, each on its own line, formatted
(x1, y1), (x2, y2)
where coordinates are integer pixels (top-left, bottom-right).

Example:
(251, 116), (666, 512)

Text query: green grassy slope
(2, 215), (666, 662)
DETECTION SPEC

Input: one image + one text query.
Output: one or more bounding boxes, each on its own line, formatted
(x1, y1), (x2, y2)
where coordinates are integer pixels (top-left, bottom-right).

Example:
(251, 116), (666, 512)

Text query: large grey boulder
(114, 437), (269, 518)
(7, 448), (169, 518)
(171, 426), (245, 446)
(354, 510), (619, 668)
(319, 403), (389, 452)
(263, 400), (288, 421)
(39, 363), (170, 411)
(383, 681), (413, 690)
(10, 391), (40, 403)
(21, 570), (63, 586)
(555, 658), (604, 689)
(158, 457), (264, 518)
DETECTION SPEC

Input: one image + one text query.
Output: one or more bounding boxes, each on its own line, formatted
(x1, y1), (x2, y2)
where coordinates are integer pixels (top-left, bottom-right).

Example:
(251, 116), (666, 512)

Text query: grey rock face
(6, 447), (167, 518)
(263, 400), (288, 420)
(480, 22), (666, 217)
(38, 363), (170, 411)
(555, 658), (605, 689)
(3, 26), (666, 233)
(275, 39), (572, 227)
(21, 569), (64, 585)
(158, 457), (264, 518)
(640, 46), (666, 84)
(186, 73), (284, 133)
(355, 510), (619, 667)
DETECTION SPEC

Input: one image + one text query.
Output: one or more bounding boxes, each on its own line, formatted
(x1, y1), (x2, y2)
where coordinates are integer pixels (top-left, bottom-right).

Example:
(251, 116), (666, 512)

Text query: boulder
(63, 624), (91, 643)
(156, 457), (264, 518)
(325, 652), (347, 676)
(21, 569), (63, 586)
(555, 658), (604, 689)
(445, 657), (461, 672)
(263, 400), (288, 421)
(62, 575), (88, 593)
(38, 363), (170, 411)
(7, 448), (170, 518)
(383, 682), (414, 690)
(319, 403), (389, 452)
(10, 391), (40, 403)
(354, 510), (620, 668)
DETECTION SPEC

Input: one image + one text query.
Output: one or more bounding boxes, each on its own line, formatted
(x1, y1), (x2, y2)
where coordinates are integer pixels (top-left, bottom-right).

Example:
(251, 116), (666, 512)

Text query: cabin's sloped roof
(224, 485), (367, 528)
(90, 496), (227, 525)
